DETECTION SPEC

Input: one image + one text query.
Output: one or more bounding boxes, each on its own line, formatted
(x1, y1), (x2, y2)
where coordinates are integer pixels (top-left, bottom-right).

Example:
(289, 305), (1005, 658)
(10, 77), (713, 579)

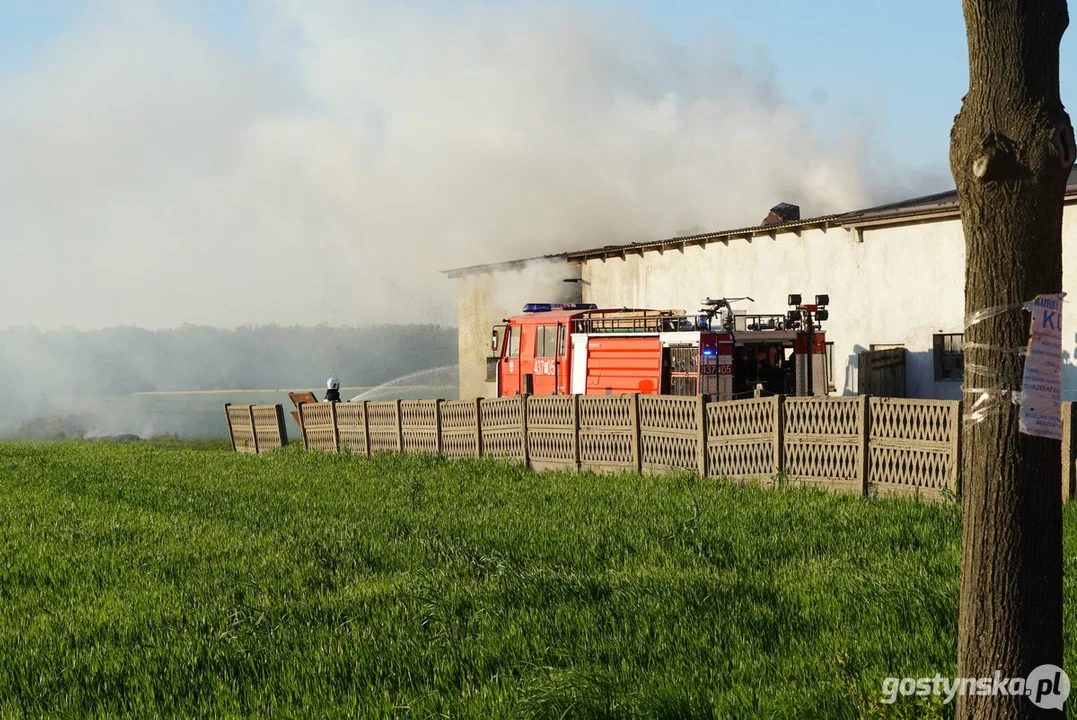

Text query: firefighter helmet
(327, 376), (340, 390)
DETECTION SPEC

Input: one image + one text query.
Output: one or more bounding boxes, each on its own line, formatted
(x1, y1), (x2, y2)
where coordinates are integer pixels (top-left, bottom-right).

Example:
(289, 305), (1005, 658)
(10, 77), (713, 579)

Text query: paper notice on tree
(1019, 293), (1065, 440)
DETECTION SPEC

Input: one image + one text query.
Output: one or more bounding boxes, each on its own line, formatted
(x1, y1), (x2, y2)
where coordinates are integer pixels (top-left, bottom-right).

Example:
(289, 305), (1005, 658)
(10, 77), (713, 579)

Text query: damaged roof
(442, 167), (1077, 273)
(566, 165), (1077, 262)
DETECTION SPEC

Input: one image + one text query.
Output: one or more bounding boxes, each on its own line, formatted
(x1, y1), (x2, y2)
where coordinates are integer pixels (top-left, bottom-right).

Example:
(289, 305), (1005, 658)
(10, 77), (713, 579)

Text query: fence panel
(441, 399), (480, 459)
(783, 396), (866, 494)
(579, 394), (637, 473)
(300, 402), (338, 453)
(868, 398), (959, 499)
(367, 401), (403, 453)
(480, 396), (526, 462)
(706, 395), (781, 483)
(639, 395), (701, 474)
(251, 404), (289, 451)
(335, 402), (369, 456)
(225, 404), (257, 453)
(527, 395), (578, 471)
(1064, 401), (1076, 501)
(401, 400), (440, 454)
(1064, 402), (1077, 501)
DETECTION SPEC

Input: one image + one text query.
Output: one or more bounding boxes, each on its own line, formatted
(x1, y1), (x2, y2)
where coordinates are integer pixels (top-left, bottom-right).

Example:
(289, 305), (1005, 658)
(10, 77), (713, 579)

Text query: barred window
(933, 333), (963, 381)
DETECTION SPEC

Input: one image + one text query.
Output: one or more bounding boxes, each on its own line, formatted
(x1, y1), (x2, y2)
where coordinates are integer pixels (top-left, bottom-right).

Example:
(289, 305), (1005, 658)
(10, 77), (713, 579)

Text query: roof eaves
(838, 185), (1077, 231)
(569, 187), (1077, 262)
(565, 215), (840, 261)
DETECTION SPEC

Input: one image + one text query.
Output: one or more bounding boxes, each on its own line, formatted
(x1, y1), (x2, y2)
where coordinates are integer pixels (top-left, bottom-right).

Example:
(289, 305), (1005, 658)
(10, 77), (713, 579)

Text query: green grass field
(1, 442), (1074, 718)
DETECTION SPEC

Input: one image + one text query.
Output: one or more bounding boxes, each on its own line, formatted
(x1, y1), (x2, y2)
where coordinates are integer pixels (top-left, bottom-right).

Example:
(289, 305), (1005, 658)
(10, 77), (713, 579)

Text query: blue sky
(1, 0), (1060, 176)
(631, 0), (968, 174)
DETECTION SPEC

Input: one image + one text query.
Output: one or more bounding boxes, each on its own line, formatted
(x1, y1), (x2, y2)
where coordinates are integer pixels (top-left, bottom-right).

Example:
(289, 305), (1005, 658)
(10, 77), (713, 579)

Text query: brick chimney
(762, 202), (800, 226)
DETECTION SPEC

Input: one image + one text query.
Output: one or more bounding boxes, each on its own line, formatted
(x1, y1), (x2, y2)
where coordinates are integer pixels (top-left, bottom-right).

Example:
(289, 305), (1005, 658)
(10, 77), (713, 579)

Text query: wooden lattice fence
(1065, 402), (1077, 502)
(229, 395), (1077, 503)
(225, 404), (257, 453)
(401, 400), (441, 454)
(225, 403), (289, 453)
(336, 402), (369, 456)
(367, 401), (403, 453)
(252, 404), (289, 451)
(440, 399), (480, 459)
(299, 402), (338, 453)
(639, 395), (703, 474)
(783, 396), (867, 494)
(480, 395), (527, 463)
(868, 398), (960, 498)
(579, 395), (638, 473)
(527, 396), (578, 471)
(706, 396), (782, 484)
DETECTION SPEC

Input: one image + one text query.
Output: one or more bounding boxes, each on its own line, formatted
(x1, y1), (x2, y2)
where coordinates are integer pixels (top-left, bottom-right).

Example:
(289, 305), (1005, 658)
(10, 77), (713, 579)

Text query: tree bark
(952, 1), (1074, 718)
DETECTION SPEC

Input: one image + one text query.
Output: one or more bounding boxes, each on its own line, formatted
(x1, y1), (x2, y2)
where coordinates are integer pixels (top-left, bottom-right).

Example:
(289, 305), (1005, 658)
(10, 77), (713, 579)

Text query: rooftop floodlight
(788, 293), (802, 306)
(815, 294), (829, 306)
(815, 308), (829, 322)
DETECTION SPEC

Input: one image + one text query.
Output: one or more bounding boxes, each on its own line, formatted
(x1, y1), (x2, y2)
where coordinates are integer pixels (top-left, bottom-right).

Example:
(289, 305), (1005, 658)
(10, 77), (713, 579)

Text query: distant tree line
(0, 324), (458, 396)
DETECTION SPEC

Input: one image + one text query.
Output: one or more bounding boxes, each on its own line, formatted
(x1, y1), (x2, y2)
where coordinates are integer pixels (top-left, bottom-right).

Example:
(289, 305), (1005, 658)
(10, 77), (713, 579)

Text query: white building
(446, 180), (1077, 401)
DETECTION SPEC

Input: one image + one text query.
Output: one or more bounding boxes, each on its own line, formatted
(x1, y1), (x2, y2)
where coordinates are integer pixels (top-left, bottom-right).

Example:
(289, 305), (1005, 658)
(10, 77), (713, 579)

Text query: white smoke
(0, 1), (933, 331)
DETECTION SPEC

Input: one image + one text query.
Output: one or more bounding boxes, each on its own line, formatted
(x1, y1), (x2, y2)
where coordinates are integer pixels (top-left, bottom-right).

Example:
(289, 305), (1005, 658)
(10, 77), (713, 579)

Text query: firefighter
(753, 348), (770, 386)
(324, 376), (342, 403)
(754, 347), (781, 395)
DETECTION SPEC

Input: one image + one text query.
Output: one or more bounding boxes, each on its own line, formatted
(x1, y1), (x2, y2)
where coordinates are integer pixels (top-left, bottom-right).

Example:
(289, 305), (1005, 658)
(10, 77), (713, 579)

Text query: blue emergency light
(522, 303), (598, 313)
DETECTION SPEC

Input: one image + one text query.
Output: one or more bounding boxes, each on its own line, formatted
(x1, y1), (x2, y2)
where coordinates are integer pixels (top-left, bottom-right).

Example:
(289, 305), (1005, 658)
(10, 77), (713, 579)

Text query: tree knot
(1053, 120), (1077, 168)
(971, 133), (1021, 182)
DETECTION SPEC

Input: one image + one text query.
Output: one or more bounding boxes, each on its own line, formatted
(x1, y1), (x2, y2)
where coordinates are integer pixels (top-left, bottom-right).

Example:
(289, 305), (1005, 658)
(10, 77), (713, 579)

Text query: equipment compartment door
(585, 336), (662, 395)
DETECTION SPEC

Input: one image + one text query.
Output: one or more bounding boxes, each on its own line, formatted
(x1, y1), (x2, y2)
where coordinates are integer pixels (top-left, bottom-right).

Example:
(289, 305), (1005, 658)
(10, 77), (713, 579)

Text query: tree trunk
(952, 1), (1074, 718)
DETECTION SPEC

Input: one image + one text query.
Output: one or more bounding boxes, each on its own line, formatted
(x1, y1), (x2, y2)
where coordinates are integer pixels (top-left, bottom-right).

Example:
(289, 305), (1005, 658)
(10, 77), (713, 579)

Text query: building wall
(577, 207), (1077, 399)
(454, 260), (582, 400)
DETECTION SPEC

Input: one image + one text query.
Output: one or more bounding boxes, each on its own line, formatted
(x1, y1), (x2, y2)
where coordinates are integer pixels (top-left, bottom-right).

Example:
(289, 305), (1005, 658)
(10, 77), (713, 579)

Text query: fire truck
(489, 295), (830, 400)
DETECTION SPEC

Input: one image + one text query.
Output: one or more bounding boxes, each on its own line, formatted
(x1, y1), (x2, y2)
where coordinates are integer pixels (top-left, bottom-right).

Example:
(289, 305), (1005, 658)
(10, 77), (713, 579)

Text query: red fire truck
(489, 295), (830, 399)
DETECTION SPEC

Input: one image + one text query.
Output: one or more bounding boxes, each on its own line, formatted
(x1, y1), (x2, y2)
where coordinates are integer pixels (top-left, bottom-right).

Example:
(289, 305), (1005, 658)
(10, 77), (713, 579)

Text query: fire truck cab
(489, 297), (830, 400)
